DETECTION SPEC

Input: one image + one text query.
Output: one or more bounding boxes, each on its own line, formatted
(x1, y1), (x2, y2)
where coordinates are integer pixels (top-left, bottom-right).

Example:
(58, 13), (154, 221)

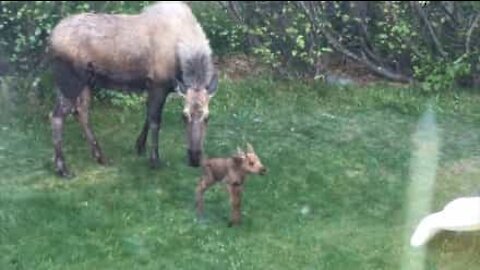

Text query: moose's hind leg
(51, 58), (97, 178)
(52, 95), (75, 178)
(74, 87), (107, 165)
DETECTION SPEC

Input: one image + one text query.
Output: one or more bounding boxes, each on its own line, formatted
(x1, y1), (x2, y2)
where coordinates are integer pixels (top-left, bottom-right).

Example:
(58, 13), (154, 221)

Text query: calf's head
(234, 143), (267, 175)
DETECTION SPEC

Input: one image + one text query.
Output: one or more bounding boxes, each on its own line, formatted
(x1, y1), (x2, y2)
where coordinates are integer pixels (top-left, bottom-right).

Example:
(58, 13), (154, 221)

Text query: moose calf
(195, 143), (267, 226)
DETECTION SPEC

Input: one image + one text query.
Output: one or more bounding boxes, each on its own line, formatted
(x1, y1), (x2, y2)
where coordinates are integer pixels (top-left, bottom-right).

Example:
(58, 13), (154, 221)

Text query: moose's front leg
(135, 118), (149, 156)
(145, 89), (167, 169)
(227, 184), (243, 227)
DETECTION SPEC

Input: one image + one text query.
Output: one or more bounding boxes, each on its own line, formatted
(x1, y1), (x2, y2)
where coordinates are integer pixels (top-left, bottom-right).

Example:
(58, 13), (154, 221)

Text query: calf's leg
(195, 170), (217, 219)
(228, 184), (243, 227)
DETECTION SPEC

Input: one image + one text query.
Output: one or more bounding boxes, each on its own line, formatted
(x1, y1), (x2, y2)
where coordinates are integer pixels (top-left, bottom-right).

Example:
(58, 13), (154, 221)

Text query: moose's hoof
(136, 143), (146, 156)
(187, 149), (201, 167)
(150, 157), (161, 169)
(57, 168), (75, 180)
(55, 159), (74, 180)
(96, 155), (109, 166)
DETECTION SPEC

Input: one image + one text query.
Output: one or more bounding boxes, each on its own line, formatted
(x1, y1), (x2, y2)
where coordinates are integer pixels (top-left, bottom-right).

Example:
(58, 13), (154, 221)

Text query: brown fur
(49, 2), (212, 89)
(195, 143), (267, 226)
(48, 1), (219, 178)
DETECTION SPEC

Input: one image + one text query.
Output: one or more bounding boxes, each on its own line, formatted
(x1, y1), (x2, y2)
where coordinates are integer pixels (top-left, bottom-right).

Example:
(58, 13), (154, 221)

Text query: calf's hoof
(195, 215), (207, 224)
(228, 220), (241, 227)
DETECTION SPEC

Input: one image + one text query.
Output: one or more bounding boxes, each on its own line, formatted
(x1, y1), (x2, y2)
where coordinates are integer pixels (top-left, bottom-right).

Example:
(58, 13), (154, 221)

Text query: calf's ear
(233, 155), (244, 166)
(246, 143), (255, 153)
(233, 147), (245, 165)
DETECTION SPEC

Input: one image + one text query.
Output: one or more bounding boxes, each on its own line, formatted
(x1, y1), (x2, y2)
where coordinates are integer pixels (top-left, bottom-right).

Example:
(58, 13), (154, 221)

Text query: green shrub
(191, 1), (246, 56)
(220, 1), (480, 91)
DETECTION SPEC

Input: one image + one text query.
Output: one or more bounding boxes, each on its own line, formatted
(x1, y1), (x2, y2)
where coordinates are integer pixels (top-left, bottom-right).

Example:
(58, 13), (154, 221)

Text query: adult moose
(48, 1), (219, 178)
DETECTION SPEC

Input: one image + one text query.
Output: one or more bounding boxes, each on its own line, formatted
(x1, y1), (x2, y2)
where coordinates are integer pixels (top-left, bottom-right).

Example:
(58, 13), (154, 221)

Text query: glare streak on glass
(401, 104), (439, 270)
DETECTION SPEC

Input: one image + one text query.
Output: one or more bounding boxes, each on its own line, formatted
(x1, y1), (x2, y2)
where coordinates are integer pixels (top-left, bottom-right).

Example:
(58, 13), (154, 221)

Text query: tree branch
(466, 13), (480, 54)
(223, 1), (244, 24)
(298, 1), (413, 83)
(439, 1), (459, 27)
(217, 1), (229, 12)
(411, 1), (448, 57)
(326, 28), (413, 83)
(360, 38), (384, 66)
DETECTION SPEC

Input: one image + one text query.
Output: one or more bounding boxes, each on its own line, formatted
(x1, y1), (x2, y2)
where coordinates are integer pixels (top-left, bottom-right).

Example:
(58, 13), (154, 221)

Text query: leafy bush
(1, 1), (479, 100)
(414, 54), (472, 92)
(221, 1), (480, 91)
(95, 90), (145, 109)
(190, 1), (245, 56)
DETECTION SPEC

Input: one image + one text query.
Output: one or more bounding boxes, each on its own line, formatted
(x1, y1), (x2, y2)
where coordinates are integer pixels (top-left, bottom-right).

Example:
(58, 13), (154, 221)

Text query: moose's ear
(206, 72), (219, 97)
(175, 79), (187, 97)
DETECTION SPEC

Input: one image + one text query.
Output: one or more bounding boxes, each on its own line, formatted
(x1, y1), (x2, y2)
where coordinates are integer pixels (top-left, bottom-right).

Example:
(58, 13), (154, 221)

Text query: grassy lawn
(1, 76), (480, 270)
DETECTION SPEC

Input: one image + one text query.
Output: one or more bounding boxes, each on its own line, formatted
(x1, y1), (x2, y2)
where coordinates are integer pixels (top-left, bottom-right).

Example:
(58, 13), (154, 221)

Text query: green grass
(2, 76), (480, 270)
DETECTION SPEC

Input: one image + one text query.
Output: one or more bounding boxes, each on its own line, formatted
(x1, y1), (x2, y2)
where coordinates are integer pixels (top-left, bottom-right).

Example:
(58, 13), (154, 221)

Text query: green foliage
(414, 54), (472, 92)
(190, 2), (245, 56)
(1, 0), (479, 101)
(238, 2), (331, 77)
(221, 1), (480, 91)
(95, 90), (145, 110)
(0, 1), (62, 73)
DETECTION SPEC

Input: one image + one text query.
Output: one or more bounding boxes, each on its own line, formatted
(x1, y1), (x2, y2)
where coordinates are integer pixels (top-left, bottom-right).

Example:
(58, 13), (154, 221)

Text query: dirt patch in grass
(215, 54), (268, 81)
(444, 157), (480, 176)
(216, 53), (411, 89)
(433, 156), (480, 206)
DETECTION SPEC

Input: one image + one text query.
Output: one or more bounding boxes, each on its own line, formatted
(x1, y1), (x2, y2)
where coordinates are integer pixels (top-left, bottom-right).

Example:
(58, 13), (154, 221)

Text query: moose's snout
(188, 149), (202, 167)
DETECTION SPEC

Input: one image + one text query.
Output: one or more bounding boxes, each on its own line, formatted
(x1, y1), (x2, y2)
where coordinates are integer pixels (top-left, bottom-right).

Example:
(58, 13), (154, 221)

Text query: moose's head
(176, 71), (218, 167)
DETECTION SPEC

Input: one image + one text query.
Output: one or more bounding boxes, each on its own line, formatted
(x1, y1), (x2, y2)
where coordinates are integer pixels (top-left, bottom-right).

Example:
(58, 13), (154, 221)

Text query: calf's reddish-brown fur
(195, 143), (267, 226)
